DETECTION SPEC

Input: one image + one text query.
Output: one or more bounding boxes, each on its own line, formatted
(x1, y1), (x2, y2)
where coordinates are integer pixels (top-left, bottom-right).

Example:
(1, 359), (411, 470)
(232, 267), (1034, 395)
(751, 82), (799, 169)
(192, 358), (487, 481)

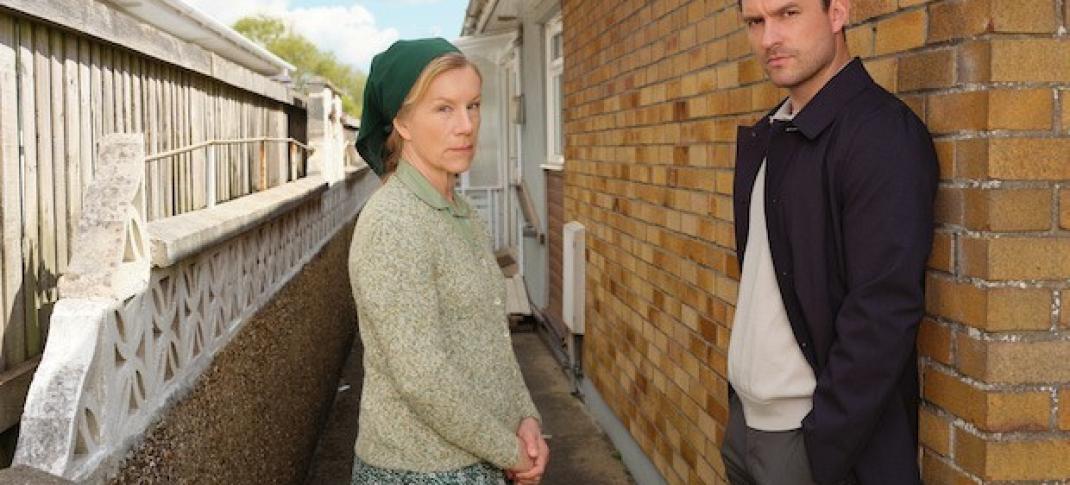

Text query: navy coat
(732, 58), (938, 485)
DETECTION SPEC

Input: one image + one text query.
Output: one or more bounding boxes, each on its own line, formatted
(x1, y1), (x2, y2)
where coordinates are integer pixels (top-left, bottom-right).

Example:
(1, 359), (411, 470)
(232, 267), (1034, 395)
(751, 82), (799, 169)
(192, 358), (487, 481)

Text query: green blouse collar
(395, 160), (471, 218)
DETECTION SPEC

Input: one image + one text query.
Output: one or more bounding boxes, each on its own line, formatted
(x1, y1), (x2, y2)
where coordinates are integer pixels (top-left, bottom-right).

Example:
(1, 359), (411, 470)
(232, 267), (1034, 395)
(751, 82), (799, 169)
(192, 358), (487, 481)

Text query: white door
(453, 32), (518, 253)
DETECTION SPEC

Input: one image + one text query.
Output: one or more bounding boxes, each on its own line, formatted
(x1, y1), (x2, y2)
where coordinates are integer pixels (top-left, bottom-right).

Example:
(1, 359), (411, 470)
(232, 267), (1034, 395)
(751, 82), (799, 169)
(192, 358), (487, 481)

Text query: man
(722, 0), (937, 484)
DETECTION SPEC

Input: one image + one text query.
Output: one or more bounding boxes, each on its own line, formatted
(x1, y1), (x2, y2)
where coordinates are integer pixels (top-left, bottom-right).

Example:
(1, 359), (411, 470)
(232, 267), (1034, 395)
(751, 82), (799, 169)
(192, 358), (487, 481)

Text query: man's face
(740, 0), (843, 91)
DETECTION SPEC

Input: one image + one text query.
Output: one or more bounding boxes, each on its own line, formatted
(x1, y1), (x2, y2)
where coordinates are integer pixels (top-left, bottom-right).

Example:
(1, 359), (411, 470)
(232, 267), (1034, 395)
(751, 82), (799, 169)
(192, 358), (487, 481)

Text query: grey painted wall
(518, 0), (561, 310)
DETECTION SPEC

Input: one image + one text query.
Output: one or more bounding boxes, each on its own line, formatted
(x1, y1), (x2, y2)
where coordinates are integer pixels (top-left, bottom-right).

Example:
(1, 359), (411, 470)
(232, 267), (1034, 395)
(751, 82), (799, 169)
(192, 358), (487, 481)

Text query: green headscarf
(356, 38), (462, 176)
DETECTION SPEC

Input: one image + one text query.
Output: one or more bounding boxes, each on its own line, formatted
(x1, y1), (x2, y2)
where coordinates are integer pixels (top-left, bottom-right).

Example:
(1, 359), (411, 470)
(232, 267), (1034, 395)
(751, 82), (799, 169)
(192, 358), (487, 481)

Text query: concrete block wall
(560, 0), (1070, 483)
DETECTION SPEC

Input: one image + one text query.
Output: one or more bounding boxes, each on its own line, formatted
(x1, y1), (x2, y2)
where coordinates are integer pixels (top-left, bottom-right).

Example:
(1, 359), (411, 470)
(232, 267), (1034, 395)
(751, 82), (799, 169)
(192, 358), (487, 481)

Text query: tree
(234, 15), (366, 116)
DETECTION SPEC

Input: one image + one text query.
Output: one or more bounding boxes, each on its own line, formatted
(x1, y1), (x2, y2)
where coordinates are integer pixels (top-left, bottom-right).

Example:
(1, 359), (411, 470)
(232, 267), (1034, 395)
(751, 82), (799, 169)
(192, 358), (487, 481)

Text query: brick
(918, 318), (951, 365)
(957, 435), (1070, 480)
(851, 0), (898, 22)
(990, 0), (1057, 33)
(875, 9), (927, 55)
(928, 231), (953, 272)
(1062, 188), (1070, 230)
(846, 25), (874, 58)
(923, 367), (985, 425)
(928, 0), (992, 43)
(962, 237), (1070, 280)
(919, 406), (951, 456)
(1060, 389), (1070, 430)
(921, 449), (977, 485)
(988, 89), (1053, 131)
(928, 90), (1053, 133)
(897, 49), (955, 92)
(991, 39), (1070, 82)
(926, 275), (987, 327)
(961, 188), (1052, 232)
(958, 338), (1070, 384)
(1063, 90), (1070, 134)
(928, 277), (1049, 331)
(925, 367), (1051, 431)
(933, 140), (955, 181)
(985, 287), (1053, 331)
(986, 391), (1051, 432)
(953, 428), (987, 477)
(933, 186), (963, 225)
(956, 40), (992, 83)
(987, 138), (1070, 180)
(927, 91), (988, 133)
(1063, 290), (1070, 327)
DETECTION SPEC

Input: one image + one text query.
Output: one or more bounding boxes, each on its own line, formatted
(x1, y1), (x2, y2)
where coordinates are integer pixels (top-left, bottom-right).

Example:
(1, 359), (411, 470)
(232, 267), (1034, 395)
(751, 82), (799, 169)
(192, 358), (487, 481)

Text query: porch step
(505, 275), (532, 316)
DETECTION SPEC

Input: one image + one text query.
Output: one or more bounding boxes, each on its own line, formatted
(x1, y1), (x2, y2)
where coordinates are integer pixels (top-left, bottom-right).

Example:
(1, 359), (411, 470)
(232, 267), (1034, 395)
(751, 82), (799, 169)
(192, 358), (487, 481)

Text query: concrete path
(303, 326), (635, 485)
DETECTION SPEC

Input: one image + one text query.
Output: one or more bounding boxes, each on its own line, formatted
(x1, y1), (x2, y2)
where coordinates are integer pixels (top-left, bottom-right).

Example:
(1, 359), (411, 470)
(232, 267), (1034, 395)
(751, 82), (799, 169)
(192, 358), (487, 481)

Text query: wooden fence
(0, 7), (299, 454)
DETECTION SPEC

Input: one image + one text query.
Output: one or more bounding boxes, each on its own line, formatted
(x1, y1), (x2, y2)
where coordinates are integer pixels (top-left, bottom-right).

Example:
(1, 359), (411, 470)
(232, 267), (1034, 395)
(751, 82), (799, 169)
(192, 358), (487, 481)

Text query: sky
(182, 0), (470, 72)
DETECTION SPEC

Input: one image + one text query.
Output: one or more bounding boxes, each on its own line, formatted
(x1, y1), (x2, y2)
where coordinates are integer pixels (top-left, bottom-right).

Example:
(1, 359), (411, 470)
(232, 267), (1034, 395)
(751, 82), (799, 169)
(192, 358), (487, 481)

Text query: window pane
(552, 32), (562, 61)
(554, 74), (564, 156)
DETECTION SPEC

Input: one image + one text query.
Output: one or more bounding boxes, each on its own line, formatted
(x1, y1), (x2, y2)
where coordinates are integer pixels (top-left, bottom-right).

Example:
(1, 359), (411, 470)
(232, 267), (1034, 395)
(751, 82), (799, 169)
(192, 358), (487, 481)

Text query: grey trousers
(720, 394), (818, 485)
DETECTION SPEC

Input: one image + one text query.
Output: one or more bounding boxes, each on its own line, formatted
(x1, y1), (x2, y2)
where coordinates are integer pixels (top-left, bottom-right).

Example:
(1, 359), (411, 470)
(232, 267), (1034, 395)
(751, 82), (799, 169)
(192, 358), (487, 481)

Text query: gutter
(111, 0), (295, 77)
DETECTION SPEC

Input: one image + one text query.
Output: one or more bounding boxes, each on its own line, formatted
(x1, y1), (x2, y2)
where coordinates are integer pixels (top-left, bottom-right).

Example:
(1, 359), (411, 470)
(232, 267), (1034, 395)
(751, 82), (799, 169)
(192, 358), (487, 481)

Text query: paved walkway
(303, 325), (635, 485)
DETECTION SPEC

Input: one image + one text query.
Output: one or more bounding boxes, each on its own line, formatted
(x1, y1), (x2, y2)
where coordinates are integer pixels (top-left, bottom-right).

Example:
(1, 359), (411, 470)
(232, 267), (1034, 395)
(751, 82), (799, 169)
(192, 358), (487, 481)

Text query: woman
(349, 38), (549, 485)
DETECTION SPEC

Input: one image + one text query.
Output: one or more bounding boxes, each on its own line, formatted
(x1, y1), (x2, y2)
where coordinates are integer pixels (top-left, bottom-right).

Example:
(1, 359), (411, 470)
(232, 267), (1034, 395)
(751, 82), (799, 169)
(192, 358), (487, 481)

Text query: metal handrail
(143, 137), (312, 162)
(143, 137), (314, 219)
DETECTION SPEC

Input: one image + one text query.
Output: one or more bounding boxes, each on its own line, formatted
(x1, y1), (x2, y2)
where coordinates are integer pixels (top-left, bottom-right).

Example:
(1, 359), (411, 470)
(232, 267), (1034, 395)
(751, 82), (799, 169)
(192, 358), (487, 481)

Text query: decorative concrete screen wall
(12, 134), (376, 482)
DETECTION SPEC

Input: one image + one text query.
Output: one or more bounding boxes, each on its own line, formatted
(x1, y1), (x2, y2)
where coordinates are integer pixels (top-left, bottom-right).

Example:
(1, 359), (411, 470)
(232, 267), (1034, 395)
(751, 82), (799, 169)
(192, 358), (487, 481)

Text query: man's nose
(761, 20), (782, 50)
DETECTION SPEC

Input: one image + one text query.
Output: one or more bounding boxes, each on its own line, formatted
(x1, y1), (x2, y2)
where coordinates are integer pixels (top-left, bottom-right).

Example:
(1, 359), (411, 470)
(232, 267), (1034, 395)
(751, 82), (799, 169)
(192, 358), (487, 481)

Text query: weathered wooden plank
(121, 48), (133, 133)
(162, 66), (173, 216)
(146, 59), (159, 220)
(100, 44), (113, 135)
(0, 13), (24, 370)
(0, 0), (293, 104)
(0, 356), (39, 432)
(32, 23), (57, 310)
(16, 20), (41, 357)
(88, 41), (101, 175)
(131, 55), (142, 135)
(63, 32), (82, 258)
(179, 72), (189, 213)
(190, 75), (205, 209)
(49, 30), (69, 278)
(78, 37), (91, 190)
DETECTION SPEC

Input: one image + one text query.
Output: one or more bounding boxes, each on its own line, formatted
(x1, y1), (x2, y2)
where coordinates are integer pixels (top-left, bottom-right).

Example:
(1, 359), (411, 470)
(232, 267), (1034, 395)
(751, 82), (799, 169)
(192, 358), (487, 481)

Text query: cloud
(182, 0), (398, 71)
(287, 5), (399, 71)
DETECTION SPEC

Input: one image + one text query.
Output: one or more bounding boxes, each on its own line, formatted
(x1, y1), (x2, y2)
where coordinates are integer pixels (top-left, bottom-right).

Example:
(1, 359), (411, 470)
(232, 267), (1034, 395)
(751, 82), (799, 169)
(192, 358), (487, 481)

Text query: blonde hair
(383, 53), (482, 174)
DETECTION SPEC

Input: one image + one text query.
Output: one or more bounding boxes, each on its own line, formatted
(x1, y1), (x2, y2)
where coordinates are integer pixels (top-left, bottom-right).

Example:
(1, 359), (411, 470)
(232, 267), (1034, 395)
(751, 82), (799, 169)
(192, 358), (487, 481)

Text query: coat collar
(767, 57), (872, 140)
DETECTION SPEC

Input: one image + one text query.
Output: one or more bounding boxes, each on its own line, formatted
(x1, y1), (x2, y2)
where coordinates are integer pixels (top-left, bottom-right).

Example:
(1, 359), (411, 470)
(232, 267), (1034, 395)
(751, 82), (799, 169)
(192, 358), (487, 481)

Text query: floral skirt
(350, 457), (508, 485)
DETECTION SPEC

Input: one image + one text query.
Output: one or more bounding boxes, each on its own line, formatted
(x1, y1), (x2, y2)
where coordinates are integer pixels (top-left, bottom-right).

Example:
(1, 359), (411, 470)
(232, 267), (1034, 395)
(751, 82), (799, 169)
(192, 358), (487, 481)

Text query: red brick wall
(561, 0), (1070, 483)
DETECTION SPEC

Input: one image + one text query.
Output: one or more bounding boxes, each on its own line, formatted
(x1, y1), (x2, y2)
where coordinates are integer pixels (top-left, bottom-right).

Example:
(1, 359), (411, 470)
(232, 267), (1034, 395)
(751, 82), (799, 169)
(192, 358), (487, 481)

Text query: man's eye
(746, 18), (763, 27)
(784, 10), (799, 17)
(467, 102), (481, 110)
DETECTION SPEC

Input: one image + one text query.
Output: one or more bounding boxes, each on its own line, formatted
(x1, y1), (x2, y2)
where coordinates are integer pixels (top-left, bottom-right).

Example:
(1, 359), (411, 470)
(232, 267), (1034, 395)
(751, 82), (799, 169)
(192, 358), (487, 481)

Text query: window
(544, 14), (564, 168)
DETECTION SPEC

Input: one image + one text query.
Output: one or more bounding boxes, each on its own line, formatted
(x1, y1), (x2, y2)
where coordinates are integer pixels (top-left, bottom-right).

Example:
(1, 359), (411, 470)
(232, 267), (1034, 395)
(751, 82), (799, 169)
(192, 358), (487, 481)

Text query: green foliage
(234, 15), (366, 116)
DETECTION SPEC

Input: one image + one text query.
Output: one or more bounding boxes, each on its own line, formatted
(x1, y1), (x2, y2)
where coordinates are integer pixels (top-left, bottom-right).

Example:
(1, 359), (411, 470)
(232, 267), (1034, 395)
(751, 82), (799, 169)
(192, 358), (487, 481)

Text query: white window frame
(543, 13), (565, 169)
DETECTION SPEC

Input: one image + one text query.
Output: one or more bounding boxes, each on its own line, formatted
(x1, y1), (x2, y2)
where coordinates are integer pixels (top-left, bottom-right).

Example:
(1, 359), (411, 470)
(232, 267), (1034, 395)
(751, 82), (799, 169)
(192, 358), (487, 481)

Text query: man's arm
(802, 106), (938, 484)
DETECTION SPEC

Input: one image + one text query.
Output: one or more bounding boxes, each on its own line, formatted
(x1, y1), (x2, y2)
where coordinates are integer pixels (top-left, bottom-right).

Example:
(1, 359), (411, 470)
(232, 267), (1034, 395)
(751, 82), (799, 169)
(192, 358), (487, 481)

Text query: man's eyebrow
(742, 2), (801, 20)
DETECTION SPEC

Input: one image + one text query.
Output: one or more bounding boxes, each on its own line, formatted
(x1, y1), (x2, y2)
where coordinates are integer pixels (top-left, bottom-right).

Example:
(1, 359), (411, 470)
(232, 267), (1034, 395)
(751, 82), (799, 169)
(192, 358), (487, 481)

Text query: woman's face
(395, 65), (482, 179)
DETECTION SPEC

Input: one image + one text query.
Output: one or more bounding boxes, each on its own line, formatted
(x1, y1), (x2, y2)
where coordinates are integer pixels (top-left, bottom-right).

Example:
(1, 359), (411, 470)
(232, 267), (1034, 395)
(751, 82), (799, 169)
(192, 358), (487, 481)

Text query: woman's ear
(393, 116), (412, 141)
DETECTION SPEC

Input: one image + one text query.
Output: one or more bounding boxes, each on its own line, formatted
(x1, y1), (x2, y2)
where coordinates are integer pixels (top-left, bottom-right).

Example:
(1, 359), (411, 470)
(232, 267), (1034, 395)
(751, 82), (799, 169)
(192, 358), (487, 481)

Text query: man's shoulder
(839, 80), (927, 136)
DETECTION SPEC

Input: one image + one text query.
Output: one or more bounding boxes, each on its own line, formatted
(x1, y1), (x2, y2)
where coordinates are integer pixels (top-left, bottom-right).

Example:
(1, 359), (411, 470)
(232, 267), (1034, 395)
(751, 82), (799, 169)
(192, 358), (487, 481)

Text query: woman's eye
(437, 105), (452, 113)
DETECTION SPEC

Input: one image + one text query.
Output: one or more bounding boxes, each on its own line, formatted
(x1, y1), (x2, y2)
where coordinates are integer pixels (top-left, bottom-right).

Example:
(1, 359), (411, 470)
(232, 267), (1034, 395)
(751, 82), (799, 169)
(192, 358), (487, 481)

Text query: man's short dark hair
(738, 0), (832, 9)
